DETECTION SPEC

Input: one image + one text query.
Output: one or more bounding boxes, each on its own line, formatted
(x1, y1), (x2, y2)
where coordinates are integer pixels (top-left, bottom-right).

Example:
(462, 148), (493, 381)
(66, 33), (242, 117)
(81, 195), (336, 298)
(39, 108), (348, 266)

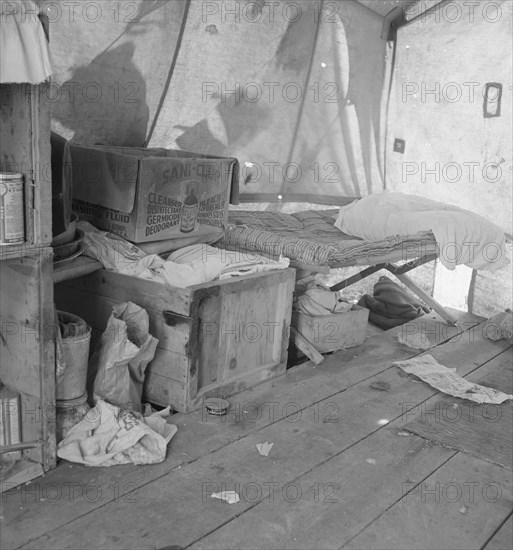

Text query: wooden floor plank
(189, 429), (457, 550)
(188, 350), (513, 550)
(342, 453), (513, 550)
(483, 514), (513, 550)
(17, 379), (454, 550)
(11, 320), (505, 550)
(403, 349), (513, 469)
(2, 312), (479, 549)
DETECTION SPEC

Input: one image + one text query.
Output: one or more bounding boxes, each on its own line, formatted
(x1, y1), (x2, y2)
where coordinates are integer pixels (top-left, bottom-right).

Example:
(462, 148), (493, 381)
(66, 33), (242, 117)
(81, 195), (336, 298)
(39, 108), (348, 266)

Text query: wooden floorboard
(6, 311), (511, 550)
(189, 430), (457, 550)
(188, 349), (513, 550)
(403, 350), (513, 469)
(482, 514), (513, 550)
(343, 452), (513, 550)
(7, 316), (509, 550)
(2, 312), (478, 549)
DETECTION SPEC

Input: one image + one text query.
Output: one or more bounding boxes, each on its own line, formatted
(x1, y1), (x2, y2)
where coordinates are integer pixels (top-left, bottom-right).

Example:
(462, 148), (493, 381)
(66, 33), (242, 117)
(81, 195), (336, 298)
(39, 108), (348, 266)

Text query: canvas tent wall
(384, 0), (513, 316)
(49, 0), (392, 204)
(7, 0), (509, 316)
(45, 0), (511, 227)
(386, 0), (512, 235)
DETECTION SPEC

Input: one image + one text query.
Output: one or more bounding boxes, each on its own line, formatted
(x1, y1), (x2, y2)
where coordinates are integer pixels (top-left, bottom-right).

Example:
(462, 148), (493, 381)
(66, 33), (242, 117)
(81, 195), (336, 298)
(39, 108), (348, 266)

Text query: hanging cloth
(0, 0), (53, 83)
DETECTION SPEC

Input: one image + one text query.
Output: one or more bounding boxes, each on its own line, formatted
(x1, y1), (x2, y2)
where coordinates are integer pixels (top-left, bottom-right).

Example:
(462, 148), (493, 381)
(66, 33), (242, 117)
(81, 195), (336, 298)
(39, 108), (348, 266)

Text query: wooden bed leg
(393, 272), (459, 326)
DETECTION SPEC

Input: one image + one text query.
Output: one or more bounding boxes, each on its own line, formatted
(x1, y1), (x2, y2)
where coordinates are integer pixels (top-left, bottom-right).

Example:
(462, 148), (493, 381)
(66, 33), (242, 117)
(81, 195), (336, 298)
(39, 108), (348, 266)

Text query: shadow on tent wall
(52, 42), (149, 147)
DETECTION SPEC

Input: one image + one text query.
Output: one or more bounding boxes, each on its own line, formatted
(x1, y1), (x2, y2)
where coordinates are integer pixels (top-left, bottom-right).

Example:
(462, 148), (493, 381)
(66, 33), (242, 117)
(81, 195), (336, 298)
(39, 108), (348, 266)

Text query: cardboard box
(292, 305), (369, 353)
(55, 268), (296, 413)
(70, 144), (239, 244)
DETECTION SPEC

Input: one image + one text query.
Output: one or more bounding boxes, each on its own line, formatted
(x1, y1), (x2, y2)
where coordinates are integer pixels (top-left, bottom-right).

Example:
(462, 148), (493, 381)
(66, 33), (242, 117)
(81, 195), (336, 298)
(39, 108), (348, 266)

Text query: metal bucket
(56, 311), (91, 400)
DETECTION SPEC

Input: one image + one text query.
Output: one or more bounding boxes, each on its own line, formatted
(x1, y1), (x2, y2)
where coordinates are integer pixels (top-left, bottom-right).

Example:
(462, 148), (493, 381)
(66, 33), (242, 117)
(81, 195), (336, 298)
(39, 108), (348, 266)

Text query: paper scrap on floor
(256, 442), (274, 456)
(394, 354), (513, 404)
(483, 311), (513, 343)
(211, 491), (240, 504)
(397, 331), (432, 350)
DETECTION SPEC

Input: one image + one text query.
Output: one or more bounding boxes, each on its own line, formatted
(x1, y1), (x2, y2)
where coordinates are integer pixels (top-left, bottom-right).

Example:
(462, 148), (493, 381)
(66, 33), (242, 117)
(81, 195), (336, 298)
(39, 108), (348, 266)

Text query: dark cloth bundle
(357, 276), (431, 330)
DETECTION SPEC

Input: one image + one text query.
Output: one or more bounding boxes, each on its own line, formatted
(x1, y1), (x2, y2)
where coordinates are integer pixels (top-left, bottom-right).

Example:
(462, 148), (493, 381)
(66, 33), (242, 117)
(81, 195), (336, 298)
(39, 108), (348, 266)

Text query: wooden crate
(55, 268), (296, 412)
(292, 305), (369, 354)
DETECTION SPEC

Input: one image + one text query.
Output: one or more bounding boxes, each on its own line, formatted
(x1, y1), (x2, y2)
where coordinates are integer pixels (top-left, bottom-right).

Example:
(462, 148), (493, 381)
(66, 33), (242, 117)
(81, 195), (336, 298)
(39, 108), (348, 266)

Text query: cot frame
(294, 252), (459, 327)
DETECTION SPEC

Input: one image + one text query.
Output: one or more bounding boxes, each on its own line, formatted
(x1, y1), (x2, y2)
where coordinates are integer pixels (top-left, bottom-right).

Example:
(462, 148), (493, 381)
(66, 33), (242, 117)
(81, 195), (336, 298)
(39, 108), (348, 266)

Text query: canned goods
(0, 172), (25, 244)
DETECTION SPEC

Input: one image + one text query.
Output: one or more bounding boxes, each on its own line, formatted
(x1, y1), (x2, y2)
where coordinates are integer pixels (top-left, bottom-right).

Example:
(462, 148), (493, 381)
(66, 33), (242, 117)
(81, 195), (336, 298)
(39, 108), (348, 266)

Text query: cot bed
(216, 209), (458, 326)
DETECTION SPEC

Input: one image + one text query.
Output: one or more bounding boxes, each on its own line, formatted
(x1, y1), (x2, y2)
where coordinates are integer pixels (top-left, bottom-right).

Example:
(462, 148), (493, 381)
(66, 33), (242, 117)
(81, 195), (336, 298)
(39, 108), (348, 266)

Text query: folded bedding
(221, 194), (508, 271)
(335, 192), (508, 271)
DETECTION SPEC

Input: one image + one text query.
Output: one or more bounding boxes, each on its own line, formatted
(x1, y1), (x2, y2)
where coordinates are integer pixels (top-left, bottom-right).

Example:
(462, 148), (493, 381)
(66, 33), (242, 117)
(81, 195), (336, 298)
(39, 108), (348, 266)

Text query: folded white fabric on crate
(167, 244), (290, 280)
(78, 222), (289, 287)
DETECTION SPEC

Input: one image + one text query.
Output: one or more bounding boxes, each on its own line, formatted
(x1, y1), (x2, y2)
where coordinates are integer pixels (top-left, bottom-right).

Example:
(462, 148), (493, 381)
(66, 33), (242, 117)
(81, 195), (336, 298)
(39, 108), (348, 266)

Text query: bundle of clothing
(78, 221), (290, 288)
(294, 288), (353, 316)
(358, 276), (431, 330)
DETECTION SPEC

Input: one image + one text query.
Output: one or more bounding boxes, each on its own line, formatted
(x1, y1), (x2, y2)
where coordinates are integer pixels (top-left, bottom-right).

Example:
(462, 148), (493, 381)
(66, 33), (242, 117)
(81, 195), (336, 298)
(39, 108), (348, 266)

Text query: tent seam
(277, 0), (326, 200)
(144, 0), (192, 147)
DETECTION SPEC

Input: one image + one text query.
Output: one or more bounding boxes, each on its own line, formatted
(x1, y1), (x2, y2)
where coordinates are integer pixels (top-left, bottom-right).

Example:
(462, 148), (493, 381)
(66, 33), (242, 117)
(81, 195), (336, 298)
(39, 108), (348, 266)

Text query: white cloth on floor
(0, 0), (53, 83)
(57, 400), (177, 466)
(334, 192), (509, 271)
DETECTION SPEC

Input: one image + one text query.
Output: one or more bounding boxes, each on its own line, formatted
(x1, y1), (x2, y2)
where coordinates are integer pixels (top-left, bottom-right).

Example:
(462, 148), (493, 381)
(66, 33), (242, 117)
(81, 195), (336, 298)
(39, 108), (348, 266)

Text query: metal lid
(204, 398), (230, 415)
(0, 172), (23, 181)
(56, 391), (89, 407)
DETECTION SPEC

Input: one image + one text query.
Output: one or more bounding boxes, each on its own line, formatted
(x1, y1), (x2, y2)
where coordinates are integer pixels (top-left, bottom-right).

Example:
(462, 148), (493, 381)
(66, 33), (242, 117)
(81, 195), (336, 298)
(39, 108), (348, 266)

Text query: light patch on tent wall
(483, 83), (502, 118)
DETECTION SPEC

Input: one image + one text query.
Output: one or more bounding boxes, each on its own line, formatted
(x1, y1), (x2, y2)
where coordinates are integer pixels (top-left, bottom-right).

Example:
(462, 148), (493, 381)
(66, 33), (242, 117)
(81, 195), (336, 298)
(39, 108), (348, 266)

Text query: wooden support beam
(290, 326), (325, 365)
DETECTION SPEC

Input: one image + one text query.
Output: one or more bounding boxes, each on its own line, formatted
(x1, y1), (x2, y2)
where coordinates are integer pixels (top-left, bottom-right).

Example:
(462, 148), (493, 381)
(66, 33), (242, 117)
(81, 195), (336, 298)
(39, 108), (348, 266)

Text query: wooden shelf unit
(52, 256), (102, 284)
(0, 80), (56, 489)
(0, 83), (52, 257)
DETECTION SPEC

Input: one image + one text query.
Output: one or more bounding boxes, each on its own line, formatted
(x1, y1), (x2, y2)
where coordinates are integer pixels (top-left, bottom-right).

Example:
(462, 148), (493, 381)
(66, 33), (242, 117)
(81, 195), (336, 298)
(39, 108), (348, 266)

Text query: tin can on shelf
(0, 387), (22, 460)
(0, 172), (25, 245)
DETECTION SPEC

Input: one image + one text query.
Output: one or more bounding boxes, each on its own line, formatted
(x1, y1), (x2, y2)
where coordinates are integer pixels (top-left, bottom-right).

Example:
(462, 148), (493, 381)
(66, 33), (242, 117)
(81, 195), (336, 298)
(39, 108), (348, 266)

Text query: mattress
(218, 209), (438, 267)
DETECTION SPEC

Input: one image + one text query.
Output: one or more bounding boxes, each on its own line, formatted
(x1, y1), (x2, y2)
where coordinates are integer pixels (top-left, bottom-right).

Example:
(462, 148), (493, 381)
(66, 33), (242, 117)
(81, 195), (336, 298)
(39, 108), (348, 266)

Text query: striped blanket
(218, 209), (437, 267)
